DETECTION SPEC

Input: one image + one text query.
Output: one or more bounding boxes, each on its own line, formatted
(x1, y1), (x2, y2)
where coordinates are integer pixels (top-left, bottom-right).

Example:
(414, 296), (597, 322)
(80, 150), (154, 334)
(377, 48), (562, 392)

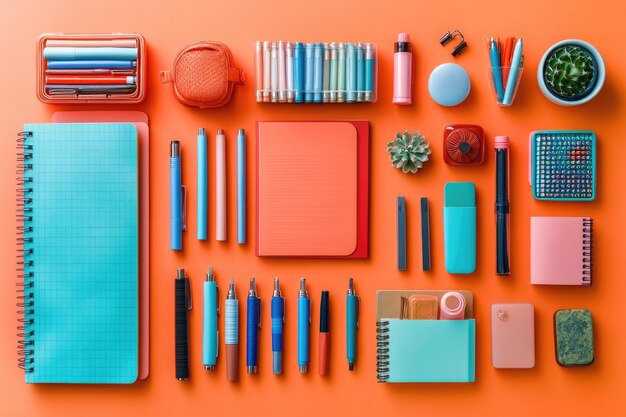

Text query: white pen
(270, 42), (278, 103)
(278, 41), (286, 102)
(286, 42), (294, 103)
(262, 41), (270, 103)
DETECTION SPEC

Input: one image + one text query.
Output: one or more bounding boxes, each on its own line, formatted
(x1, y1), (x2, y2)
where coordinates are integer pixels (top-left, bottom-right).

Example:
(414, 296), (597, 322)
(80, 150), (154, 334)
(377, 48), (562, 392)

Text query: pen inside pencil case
(45, 75), (136, 85)
(45, 68), (136, 75)
(45, 84), (137, 95)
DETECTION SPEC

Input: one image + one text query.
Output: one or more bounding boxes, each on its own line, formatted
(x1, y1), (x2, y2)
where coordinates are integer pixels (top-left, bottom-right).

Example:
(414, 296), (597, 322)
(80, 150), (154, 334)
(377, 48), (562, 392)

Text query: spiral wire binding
(376, 320), (390, 382)
(17, 131), (35, 373)
(582, 218), (593, 286)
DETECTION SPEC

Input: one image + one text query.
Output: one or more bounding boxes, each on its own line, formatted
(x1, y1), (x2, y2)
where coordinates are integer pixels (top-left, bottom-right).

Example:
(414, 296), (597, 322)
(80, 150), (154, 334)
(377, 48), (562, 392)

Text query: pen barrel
(356, 45), (365, 101)
(216, 134), (226, 241)
(337, 46), (346, 101)
(365, 51), (374, 95)
(346, 44), (357, 102)
(170, 156), (182, 250)
(346, 295), (358, 363)
(175, 279), (189, 380)
(225, 298), (238, 381)
(197, 134), (207, 240)
(305, 44), (314, 102)
(202, 282), (218, 367)
(237, 133), (246, 244)
(313, 43), (323, 102)
(297, 297), (311, 369)
(495, 147), (510, 276)
(246, 296), (260, 370)
(318, 332), (330, 376)
(294, 44), (305, 103)
(271, 297), (284, 351)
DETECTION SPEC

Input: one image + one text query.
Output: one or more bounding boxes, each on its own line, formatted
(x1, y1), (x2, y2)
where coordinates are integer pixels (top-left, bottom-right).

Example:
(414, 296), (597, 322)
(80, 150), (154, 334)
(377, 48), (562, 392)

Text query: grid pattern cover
(23, 123), (138, 384)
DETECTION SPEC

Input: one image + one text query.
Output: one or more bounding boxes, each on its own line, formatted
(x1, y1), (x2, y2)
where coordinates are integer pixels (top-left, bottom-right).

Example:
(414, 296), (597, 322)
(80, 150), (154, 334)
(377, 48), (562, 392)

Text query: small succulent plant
(387, 130), (431, 174)
(544, 44), (597, 100)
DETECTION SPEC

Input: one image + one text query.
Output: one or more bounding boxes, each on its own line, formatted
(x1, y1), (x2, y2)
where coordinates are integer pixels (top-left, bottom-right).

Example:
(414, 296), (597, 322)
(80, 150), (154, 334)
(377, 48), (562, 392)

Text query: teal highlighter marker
(346, 278), (359, 371)
(346, 43), (357, 102)
(313, 43), (323, 103)
(364, 43), (374, 102)
(197, 128), (207, 240)
(305, 43), (314, 102)
(337, 43), (346, 102)
(356, 43), (365, 102)
(297, 278), (311, 373)
(237, 128), (246, 244)
(203, 266), (219, 370)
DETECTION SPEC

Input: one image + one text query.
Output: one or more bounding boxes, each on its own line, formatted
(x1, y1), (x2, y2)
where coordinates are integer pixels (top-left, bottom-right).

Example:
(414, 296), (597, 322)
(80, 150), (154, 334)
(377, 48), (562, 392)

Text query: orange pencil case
(160, 41), (244, 108)
(37, 33), (146, 104)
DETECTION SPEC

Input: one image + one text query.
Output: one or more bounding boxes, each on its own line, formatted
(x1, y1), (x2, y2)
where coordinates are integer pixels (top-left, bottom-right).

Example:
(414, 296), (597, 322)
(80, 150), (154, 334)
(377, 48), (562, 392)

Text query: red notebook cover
(256, 121), (369, 258)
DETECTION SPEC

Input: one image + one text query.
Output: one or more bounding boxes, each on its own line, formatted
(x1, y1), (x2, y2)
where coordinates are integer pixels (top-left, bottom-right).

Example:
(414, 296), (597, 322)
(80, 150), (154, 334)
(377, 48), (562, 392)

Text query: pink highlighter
(392, 33), (413, 105)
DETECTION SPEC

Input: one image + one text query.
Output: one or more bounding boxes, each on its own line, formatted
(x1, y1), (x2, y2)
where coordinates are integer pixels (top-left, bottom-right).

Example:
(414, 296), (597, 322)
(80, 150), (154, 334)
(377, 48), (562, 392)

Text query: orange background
(0, 0), (624, 415)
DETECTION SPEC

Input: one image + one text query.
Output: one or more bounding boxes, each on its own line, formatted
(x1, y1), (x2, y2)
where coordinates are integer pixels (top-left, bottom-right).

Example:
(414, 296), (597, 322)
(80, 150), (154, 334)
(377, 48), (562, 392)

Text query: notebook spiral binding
(582, 218), (593, 286)
(376, 320), (390, 382)
(16, 131), (35, 373)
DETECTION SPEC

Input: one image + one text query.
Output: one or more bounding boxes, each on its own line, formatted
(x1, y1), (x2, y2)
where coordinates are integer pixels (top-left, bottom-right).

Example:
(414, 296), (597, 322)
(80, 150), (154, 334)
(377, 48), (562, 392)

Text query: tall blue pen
(197, 128), (207, 240)
(364, 43), (374, 102)
(490, 39), (505, 103)
(356, 43), (365, 102)
(246, 278), (260, 374)
(297, 278), (310, 373)
(237, 128), (246, 244)
(313, 43), (323, 102)
(294, 43), (305, 103)
(271, 277), (285, 374)
(346, 43), (357, 102)
(170, 141), (183, 250)
(203, 267), (218, 370)
(305, 43), (314, 102)
(346, 278), (359, 371)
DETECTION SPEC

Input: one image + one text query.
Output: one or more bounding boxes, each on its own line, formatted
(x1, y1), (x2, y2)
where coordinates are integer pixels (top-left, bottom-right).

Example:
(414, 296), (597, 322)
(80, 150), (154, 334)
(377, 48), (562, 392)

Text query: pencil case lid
(160, 41), (245, 108)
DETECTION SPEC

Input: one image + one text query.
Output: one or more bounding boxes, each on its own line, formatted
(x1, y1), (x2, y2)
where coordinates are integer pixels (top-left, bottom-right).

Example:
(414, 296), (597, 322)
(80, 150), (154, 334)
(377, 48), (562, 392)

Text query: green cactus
(387, 130), (431, 174)
(544, 44), (597, 100)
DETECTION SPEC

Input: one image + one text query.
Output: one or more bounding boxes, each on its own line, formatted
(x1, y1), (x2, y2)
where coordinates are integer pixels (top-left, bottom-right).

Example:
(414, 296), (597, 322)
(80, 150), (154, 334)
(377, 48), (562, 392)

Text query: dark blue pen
(246, 278), (261, 374)
(271, 277), (285, 374)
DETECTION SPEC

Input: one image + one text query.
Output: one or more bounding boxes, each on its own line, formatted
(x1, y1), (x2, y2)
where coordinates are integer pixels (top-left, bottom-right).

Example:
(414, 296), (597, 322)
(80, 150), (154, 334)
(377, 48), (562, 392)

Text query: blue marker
(197, 128), (207, 240)
(43, 46), (138, 61)
(313, 43), (324, 103)
(298, 278), (311, 373)
(356, 43), (365, 102)
(364, 43), (374, 102)
(293, 43), (305, 103)
(305, 43), (314, 102)
(271, 277), (285, 374)
(346, 278), (359, 371)
(203, 266), (219, 370)
(489, 38), (505, 103)
(246, 278), (261, 374)
(346, 43), (357, 102)
(170, 141), (184, 250)
(237, 128), (246, 244)
(47, 60), (136, 69)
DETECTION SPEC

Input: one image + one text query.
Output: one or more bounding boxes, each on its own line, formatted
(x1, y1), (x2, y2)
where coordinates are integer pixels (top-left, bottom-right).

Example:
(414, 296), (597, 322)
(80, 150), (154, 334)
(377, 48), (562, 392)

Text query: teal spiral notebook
(17, 123), (139, 384)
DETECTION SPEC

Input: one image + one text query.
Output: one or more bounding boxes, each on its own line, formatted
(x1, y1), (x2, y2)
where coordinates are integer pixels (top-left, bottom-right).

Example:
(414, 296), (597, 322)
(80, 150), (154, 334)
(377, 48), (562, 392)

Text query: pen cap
(495, 135), (509, 149)
(444, 182), (475, 207)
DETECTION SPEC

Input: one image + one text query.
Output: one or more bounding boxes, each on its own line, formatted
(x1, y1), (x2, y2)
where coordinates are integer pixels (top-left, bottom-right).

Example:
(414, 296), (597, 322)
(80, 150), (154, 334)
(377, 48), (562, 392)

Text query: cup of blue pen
(489, 66), (523, 107)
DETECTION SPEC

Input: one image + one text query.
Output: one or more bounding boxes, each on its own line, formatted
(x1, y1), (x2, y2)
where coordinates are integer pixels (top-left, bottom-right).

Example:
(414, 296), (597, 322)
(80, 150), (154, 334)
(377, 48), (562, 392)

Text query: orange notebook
(256, 121), (369, 257)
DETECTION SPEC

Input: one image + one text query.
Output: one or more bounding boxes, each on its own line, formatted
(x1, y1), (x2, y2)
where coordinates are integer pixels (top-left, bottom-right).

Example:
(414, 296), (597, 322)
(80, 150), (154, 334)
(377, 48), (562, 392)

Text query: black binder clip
(439, 30), (468, 57)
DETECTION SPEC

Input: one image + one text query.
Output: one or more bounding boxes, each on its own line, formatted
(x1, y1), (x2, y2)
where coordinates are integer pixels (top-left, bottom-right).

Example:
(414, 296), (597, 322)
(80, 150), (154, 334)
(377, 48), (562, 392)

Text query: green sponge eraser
(554, 309), (594, 367)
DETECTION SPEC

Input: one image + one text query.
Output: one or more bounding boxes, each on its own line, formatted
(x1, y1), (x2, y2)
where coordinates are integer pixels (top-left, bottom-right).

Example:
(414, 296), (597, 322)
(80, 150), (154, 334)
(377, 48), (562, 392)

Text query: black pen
(175, 268), (192, 380)
(495, 136), (511, 276)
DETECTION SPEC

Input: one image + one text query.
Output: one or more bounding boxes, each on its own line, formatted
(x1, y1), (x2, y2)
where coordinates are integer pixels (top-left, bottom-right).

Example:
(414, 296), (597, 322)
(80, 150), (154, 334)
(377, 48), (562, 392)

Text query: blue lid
(428, 63), (471, 106)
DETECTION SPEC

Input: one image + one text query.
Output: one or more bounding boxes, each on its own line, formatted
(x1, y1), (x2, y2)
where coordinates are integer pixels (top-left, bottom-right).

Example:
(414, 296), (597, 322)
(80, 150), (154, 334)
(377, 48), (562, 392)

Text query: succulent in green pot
(544, 44), (598, 101)
(387, 130), (432, 174)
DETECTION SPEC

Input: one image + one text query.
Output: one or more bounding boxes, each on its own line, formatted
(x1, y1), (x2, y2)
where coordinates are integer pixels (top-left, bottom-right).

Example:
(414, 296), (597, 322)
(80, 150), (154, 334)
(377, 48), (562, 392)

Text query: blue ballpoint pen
(346, 278), (359, 371)
(197, 128), (207, 240)
(294, 43), (305, 103)
(225, 279), (239, 382)
(356, 43), (365, 102)
(246, 278), (261, 374)
(237, 128), (246, 244)
(271, 277), (285, 375)
(297, 277), (311, 374)
(313, 43), (323, 103)
(170, 141), (185, 250)
(490, 38), (505, 103)
(346, 43), (357, 103)
(502, 38), (523, 106)
(305, 43), (314, 103)
(203, 266), (219, 370)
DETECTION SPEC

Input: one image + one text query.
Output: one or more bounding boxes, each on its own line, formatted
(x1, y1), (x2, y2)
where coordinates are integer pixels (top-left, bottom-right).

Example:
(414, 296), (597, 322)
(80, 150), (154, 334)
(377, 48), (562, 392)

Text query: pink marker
(392, 33), (413, 105)
(216, 128), (226, 241)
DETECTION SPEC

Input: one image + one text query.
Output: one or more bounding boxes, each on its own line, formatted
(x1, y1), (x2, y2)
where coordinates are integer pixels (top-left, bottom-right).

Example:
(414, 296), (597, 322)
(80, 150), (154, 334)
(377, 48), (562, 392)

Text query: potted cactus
(387, 130), (431, 174)
(538, 39), (605, 106)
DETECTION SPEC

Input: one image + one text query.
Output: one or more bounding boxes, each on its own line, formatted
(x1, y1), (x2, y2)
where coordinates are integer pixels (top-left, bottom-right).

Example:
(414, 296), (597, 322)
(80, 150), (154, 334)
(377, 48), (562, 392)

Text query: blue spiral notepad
(18, 123), (139, 384)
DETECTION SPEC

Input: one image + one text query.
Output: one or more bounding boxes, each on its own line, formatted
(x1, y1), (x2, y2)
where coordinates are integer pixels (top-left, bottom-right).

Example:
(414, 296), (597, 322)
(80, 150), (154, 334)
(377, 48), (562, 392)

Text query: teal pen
(237, 128), (246, 244)
(329, 42), (338, 102)
(356, 43), (365, 102)
(503, 38), (523, 106)
(346, 278), (359, 371)
(346, 43), (357, 102)
(297, 278), (311, 373)
(337, 42), (346, 102)
(490, 38), (505, 103)
(364, 43), (374, 102)
(203, 266), (219, 370)
(305, 43), (314, 102)
(322, 43), (330, 103)
(197, 128), (207, 240)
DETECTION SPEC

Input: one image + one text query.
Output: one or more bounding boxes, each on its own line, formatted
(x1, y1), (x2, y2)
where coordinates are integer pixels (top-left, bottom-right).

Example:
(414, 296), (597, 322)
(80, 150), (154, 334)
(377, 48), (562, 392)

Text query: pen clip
(308, 298), (312, 325)
(216, 285), (220, 315)
(185, 276), (192, 310)
(356, 295), (360, 329)
(282, 297), (286, 323)
(181, 185), (187, 231)
(258, 301), (262, 329)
